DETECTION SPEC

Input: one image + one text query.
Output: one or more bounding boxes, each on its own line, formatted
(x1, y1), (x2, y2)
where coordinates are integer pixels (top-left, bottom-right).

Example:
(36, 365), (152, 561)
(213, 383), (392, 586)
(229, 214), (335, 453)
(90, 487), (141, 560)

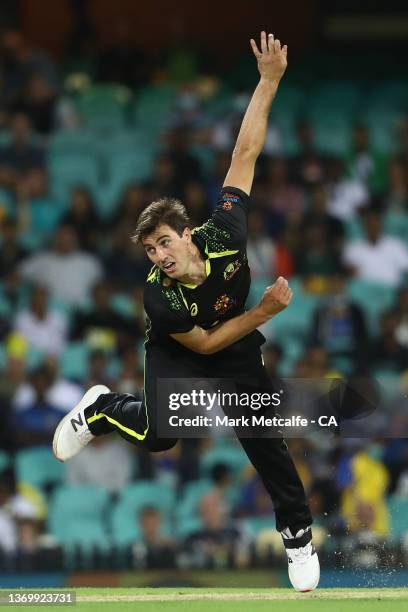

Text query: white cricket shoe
(53, 385), (110, 462)
(281, 526), (320, 592)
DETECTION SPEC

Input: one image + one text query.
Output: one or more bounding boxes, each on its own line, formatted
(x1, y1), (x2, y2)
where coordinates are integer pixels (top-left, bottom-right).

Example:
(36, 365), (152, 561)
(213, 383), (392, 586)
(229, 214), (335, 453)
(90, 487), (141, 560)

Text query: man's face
(142, 224), (192, 279)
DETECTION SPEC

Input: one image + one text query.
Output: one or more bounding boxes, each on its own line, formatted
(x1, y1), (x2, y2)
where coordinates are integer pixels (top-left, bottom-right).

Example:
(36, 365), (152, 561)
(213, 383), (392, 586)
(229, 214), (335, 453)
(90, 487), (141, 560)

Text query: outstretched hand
(258, 276), (293, 318)
(250, 31), (287, 84)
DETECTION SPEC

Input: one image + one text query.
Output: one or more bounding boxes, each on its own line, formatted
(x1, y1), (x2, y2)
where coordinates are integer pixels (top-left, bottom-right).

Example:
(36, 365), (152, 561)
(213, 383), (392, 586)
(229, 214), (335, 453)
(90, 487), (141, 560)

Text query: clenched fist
(258, 276), (293, 318)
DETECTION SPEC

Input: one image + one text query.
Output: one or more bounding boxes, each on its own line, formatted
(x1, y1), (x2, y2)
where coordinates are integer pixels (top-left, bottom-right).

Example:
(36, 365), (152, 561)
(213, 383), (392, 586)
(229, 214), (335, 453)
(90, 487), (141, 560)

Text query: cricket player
(53, 32), (319, 591)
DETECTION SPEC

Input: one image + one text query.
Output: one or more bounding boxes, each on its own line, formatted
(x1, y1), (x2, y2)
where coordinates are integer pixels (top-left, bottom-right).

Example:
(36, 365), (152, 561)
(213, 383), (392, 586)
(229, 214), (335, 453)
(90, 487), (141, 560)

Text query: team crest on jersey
(223, 201), (233, 211)
(214, 293), (236, 315)
(223, 259), (242, 280)
(222, 192), (239, 211)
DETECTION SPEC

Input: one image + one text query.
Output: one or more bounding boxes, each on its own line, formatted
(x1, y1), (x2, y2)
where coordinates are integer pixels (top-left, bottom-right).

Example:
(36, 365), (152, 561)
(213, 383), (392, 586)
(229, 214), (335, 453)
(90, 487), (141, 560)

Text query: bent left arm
(223, 31), (287, 195)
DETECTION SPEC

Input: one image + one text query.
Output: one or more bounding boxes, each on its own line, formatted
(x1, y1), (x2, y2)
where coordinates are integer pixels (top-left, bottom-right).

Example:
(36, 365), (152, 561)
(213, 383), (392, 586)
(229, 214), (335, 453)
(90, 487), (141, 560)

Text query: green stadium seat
(309, 112), (352, 157)
(362, 109), (403, 154)
(49, 153), (99, 203)
(367, 80), (408, 112)
(174, 479), (213, 538)
(76, 84), (131, 130)
(307, 81), (362, 117)
(384, 211), (408, 243)
(241, 516), (274, 535)
(132, 84), (177, 132)
(110, 481), (175, 545)
(346, 279), (396, 335)
(388, 496), (408, 541)
(200, 446), (248, 480)
(48, 484), (111, 549)
(49, 130), (98, 158)
(60, 342), (89, 380)
(15, 446), (65, 490)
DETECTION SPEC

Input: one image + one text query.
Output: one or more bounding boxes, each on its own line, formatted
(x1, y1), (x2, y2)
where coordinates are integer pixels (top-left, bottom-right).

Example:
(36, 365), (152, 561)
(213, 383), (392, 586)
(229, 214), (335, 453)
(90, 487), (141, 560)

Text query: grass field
(2, 588), (408, 611)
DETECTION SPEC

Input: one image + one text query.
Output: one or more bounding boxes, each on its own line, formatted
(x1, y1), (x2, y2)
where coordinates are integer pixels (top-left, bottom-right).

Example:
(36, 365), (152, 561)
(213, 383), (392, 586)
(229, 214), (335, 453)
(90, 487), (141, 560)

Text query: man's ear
(182, 227), (192, 242)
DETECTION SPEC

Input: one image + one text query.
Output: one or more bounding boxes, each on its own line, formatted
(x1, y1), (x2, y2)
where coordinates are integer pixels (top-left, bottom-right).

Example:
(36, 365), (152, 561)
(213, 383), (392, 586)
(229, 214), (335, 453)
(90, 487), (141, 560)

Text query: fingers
(250, 38), (261, 59)
(260, 30), (268, 54)
(268, 33), (274, 53)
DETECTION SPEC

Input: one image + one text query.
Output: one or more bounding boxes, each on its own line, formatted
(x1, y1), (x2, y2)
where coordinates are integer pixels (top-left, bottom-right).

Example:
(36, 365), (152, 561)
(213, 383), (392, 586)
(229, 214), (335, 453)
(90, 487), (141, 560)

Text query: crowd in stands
(1, 26), (408, 571)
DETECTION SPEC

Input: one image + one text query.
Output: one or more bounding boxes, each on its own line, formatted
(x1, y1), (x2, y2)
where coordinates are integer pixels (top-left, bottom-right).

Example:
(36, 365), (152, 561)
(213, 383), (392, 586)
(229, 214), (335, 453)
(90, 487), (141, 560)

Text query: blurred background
(1, 0), (408, 589)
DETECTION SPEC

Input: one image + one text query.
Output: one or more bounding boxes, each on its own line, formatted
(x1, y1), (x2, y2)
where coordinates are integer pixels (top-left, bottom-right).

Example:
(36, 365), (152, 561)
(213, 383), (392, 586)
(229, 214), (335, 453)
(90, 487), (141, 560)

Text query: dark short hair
(131, 198), (191, 243)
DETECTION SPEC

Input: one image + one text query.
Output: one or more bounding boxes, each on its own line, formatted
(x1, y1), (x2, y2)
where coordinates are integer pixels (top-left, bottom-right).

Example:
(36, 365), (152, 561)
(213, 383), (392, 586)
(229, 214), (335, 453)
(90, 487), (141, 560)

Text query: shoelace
(287, 542), (314, 565)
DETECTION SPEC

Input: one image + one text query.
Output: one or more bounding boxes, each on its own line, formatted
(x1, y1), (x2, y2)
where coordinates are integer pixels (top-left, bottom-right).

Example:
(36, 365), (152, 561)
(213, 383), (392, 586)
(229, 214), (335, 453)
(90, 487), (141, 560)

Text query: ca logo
(190, 303), (198, 316)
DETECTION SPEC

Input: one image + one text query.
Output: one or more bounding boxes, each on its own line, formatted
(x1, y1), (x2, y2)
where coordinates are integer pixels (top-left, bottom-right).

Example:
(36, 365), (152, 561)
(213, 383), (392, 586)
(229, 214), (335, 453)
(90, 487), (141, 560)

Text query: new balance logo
(71, 413), (84, 432)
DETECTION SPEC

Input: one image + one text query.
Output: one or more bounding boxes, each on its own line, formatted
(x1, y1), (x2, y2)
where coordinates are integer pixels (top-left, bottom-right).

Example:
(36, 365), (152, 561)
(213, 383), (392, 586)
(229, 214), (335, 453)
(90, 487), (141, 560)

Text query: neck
(177, 242), (207, 285)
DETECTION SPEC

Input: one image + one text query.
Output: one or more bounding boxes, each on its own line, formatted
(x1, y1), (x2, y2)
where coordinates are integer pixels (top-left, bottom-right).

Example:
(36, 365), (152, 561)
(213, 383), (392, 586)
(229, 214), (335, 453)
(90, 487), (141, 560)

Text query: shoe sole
(52, 384), (111, 462)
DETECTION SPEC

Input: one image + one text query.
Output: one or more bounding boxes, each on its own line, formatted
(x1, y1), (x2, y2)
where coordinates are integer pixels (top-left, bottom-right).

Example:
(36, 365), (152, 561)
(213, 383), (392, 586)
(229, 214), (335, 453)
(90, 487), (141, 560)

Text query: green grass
(2, 588), (407, 611)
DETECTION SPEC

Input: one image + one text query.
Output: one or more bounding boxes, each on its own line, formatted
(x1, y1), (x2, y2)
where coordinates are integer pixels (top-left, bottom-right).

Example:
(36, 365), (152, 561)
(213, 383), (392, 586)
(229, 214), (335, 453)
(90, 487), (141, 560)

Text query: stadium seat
(48, 130), (98, 158)
(15, 446), (65, 490)
(132, 84), (177, 132)
(110, 481), (175, 545)
(49, 153), (100, 204)
(174, 479), (213, 539)
(48, 484), (111, 549)
(60, 342), (89, 380)
(309, 111), (352, 157)
(75, 84), (131, 130)
(200, 446), (248, 480)
(306, 81), (363, 117)
(388, 496), (408, 542)
(346, 279), (396, 335)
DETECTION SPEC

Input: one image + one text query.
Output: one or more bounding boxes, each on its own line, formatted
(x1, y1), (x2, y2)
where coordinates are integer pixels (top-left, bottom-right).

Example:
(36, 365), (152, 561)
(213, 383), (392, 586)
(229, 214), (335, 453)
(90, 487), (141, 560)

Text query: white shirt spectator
(20, 251), (102, 307)
(15, 309), (68, 355)
(13, 378), (83, 414)
(343, 236), (408, 286)
(326, 180), (368, 221)
(65, 437), (134, 494)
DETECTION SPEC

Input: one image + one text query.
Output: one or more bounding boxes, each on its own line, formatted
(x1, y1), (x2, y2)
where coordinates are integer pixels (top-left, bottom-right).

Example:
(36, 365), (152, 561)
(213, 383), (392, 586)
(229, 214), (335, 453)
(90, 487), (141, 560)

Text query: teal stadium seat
(15, 446), (65, 490)
(49, 130), (97, 158)
(307, 81), (363, 117)
(60, 342), (89, 380)
(132, 84), (177, 133)
(49, 153), (99, 204)
(110, 481), (175, 545)
(309, 111), (352, 157)
(200, 446), (248, 480)
(75, 84), (131, 130)
(388, 496), (408, 542)
(48, 485), (111, 549)
(0, 450), (10, 472)
(346, 279), (396, 335)
(174, 479), (213, 539)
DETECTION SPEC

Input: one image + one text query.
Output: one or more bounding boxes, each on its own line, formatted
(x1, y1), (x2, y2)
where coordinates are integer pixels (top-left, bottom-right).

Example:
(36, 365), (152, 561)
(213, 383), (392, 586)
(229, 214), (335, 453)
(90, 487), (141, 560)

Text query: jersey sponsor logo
(223, 193), (239, 202)
(223, 259), (242, 280)
(190, 303), (198, 316)
(213, 293), (236, 315)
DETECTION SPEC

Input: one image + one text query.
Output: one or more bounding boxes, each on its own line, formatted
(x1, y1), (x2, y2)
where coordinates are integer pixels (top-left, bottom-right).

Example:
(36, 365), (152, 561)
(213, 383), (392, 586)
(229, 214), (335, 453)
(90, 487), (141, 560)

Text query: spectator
(132, 506), (176, 569)
(310, 273), (368, 374)
(343, 208), (408, 286)
(0, 113), (45, 189)
(295, 222), (342, 279)
(340, 443), (389, 538)
(391, 286), (408, 348)
(71, 280), (141, 352)
(65, 435), (134, 494)
(15, 168), (61, 247)
(325, 158), (368, 221)
(20, 224), (103, 307)
(346, 124), (387, 194)
(14, 285), (68, 356)
(13, 72), (57, 135)
(85, 349), (116, 389)
(289, 120), (327, 188)
(111, 183), (148, 235)
(104, 225), (150, 289)
(185, 491), (251, 568)
(182, 181), (210, 227)
(62, 187), (102, 252)
(385, 158), (408, 212)
(255, 157), (305, 235)
(368, 311), (408, 373)
(0, 217), (27, 279)
(246, 209), (277, 280)
(300, 183), (345, 252)
(0, 467), (38, 554)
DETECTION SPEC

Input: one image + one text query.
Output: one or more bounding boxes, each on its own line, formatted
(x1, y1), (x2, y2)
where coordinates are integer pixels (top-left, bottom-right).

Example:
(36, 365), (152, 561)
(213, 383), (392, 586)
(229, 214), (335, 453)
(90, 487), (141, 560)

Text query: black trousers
(85, 333), (312, 533)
